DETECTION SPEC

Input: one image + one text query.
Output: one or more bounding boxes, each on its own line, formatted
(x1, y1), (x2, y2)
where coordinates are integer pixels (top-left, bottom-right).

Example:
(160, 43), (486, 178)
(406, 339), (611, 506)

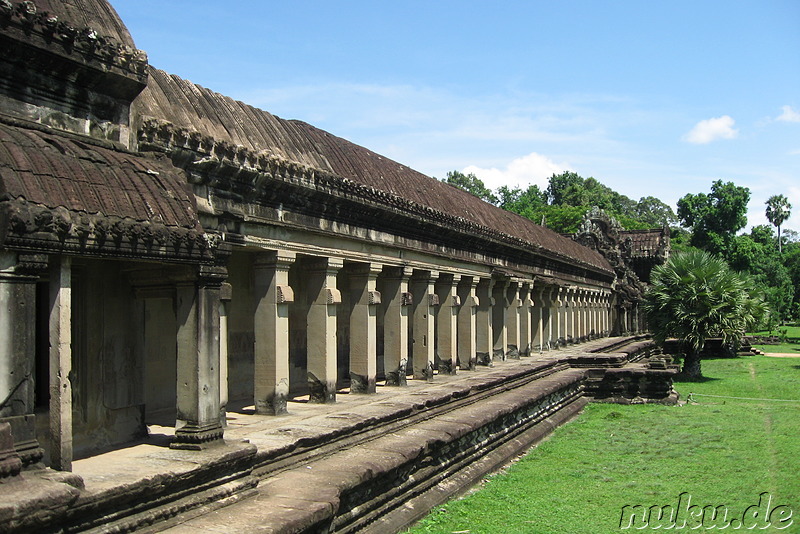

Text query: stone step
(153, 368), (587, 534)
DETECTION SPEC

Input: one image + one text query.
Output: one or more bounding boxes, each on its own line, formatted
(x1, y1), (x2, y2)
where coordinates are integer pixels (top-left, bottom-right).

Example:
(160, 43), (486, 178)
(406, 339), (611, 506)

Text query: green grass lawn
(407, 355), (800, 533)
(749, 326), (800, 354)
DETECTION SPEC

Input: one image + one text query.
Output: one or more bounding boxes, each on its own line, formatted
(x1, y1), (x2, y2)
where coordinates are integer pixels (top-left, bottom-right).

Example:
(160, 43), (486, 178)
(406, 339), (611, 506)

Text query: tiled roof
(25, 0), (136, 48)
(622, 229), (669, 258)
(0, 120), (199, 230)
(135, 69), (612, 273)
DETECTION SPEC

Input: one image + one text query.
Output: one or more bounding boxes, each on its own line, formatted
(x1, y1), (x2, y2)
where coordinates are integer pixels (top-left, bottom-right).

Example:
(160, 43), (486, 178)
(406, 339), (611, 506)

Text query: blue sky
(112, 1), (800, 233)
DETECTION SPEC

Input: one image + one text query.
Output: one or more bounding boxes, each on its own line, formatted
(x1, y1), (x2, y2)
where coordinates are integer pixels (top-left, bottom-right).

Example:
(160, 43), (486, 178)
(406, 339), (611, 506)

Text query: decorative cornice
(138, 118), (614, 280)
(0, 0), (148, 79)
(0, 199), (223, 263)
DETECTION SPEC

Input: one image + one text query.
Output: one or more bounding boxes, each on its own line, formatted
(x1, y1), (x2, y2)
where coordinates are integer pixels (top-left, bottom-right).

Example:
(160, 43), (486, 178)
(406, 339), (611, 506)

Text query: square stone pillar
(380, 266), (412, 386)
(475, 277), (494, 366)
(435, 273), (460, 375)
(542, 287), (555, 350)
(0, 252), (44, 473)
(254, 251), (295, 415)
(519, 282), (533, 357)
(410, 270), (437, 381)
(348, 263), (381, 393)
(531, 286), (543, 353)
(219, 282), (232, 425)
(49, 255), (73, 469)
(555, 287), (565, 348)
(456, 276), (479, 370)
(567, 288), (577, 344)
(491, 278), (509, 361)
(173, 265), (227, 450)
(504, 281), (521, 359)
(305, 257), (343, 403)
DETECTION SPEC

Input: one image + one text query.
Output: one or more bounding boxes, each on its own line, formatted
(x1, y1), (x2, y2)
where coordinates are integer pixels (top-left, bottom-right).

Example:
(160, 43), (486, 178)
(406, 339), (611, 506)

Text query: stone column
(48, 255), (73, 469)
(545, 287), (557, 350)
(492, 278), (509, 361)
(253, 251), (295, 415)
(218, 282), (232, 425)
(381, 266), (411, 386)
(410, 270), (437, 381)
(558, 287), (568, 347)
(306, 257), (343, 403)
(566, 288), (576, 344)
(435, 273), (460, 375)
(504, 281), (521, 359)
(531, 286), (543, 353)
(348, 263), (381, 393)
(173, 265), (226, 450)
(475, 277), (494, 366)
(518, 282), (533, 357)
(0, 253), (44, 474)
(456, 276), (478, 370)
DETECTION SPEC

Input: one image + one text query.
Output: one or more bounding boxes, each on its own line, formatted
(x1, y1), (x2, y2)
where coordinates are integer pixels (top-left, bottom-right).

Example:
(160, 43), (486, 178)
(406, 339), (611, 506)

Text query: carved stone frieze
(0, 199), (223, 263)
(0, 1), (148, 79)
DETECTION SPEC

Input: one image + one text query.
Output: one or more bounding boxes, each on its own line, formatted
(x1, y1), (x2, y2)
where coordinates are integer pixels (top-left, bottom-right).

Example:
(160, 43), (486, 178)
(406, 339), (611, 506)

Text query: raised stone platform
(0, 337), (675, 534)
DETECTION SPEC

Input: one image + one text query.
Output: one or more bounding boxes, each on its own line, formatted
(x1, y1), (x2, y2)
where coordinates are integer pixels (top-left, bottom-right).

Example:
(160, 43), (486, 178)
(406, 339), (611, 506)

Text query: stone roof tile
(0, 121), (198, 229)
(135, 69), (611, 273)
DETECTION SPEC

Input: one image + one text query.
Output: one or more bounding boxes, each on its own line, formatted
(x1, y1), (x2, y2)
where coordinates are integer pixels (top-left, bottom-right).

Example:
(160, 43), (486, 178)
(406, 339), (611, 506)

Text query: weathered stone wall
(70, 261), (145, 458)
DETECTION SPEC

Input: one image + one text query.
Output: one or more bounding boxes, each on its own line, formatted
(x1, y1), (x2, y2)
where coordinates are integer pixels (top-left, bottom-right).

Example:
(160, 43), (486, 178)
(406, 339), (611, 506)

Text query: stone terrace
(0, 336), (672, 534)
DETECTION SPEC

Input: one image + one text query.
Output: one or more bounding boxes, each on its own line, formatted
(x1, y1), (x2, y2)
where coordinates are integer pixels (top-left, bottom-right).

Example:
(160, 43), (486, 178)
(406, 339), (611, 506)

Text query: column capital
(348, 261), (383, 278)
(382, 265), (413, 279)
(254, 249), (296, 269)
(306, 256), (344, 273)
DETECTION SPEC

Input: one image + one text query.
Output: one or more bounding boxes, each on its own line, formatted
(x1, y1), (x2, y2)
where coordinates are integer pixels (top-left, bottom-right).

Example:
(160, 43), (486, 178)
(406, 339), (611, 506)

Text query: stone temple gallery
(0, 1), (673, 532)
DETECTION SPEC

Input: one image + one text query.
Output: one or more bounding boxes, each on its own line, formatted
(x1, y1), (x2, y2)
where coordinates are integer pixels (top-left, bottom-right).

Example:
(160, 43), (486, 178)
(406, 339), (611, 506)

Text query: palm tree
(643, 250), (767, 378)
(765, 194), (792, 253)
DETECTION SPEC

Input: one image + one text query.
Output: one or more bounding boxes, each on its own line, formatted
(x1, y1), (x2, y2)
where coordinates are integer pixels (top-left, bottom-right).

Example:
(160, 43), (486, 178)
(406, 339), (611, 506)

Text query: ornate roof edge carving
(572, 207), (647, 302)
(0, 198), (224, 263)
(0, 0), (148, 79)
(139, 118), (615, 279)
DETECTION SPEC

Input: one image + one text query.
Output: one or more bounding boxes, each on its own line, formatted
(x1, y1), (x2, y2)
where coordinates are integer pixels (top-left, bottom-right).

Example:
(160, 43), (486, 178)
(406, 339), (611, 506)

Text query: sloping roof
(0, 120), (199, 229)
(135, 69), (612, 273)
(23, 0), (136, 48)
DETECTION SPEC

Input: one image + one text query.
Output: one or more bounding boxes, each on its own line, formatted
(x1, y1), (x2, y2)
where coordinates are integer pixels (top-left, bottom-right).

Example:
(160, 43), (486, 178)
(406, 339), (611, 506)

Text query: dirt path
(764, 352), (800, 358)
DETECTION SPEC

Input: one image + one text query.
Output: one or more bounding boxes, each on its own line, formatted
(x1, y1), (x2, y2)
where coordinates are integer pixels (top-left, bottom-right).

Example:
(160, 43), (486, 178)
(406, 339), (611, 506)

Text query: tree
(635, 196), (678, 227)
(676, 180), (750, 256)
(644, 250), (766, 378)
(546, 171), (584, 205)
(765, 194), (792, 253)
(497, 184), (548, 219)
(441, 170), (498, 204)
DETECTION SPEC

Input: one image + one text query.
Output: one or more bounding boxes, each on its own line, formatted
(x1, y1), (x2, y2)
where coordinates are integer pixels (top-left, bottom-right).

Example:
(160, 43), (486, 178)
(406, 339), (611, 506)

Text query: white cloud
(682, 115), (738, 144)
(463, 152), (572, 191)
(777, 105), (800, 123)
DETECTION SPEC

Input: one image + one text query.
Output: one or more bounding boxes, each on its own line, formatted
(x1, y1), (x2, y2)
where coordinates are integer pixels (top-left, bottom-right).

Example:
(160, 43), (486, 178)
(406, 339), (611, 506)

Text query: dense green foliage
(675, 181), (798, 325)
(409, 355), (800, 534)
(442, 170), (499, 204)
(644, 250), (767, 377)
(440, 169), (798, 324)
(440, 170), (676, 233)
(677, 180), (751, 256)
